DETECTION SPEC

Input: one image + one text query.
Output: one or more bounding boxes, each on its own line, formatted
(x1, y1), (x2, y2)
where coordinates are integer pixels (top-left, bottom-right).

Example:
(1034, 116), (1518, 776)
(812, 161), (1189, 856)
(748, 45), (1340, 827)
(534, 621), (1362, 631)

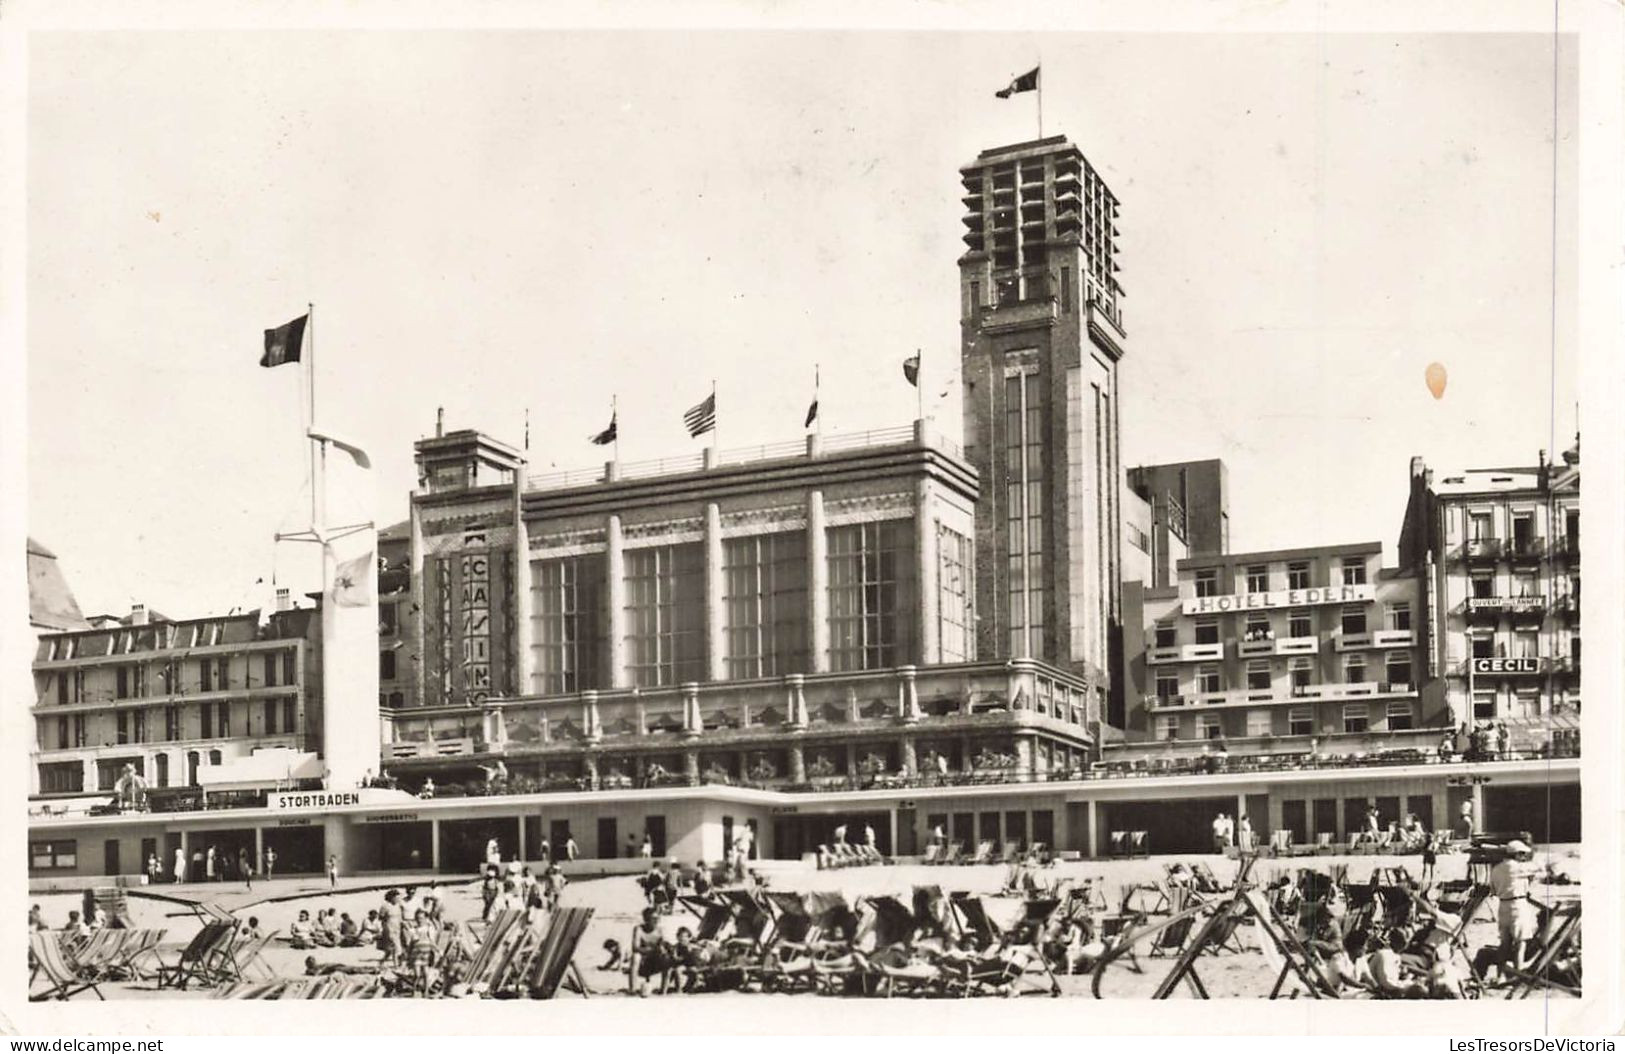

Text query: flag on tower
(996, 66), (1040, 99)
(903, 353), (921, 387)
(683, 392), (716, 438)
(805, 366), (820, 428)
(260, 314), (308, 367)
(590, 411), (618, 446)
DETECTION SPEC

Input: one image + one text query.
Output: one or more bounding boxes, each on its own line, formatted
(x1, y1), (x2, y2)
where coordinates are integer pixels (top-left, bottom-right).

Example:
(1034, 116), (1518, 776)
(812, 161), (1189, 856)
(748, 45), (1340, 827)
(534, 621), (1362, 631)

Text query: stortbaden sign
(1181, 583), (1374, 616)
(268, 787), (417, 812)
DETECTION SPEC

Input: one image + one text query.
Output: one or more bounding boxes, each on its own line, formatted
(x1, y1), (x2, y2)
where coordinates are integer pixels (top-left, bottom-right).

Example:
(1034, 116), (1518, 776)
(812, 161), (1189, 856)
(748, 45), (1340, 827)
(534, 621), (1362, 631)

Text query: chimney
(129, 603), (148, 626)
(275, 588), (292, 612)
(436, 407), (444, 438)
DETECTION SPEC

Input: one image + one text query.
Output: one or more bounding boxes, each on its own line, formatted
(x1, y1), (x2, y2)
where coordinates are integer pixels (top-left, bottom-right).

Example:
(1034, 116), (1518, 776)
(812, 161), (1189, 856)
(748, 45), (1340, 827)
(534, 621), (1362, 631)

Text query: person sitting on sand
(338, 913), (360, 947)
(1365, 930), (1426, 997)
(242, 916), (266, 941)
(289, 910), (316, 950)
(313, 909), (340, 947)
(629, 907), (669, 997)
(28, 905), (46, 933)
(598, 938), (625, 972)
(357, 910), (381, 947)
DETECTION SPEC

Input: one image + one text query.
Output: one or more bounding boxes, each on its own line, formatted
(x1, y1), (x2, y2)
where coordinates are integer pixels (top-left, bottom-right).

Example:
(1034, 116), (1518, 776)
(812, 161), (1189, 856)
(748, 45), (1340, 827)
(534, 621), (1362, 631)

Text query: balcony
(1507, 538), (1545, 564)
(1465, 595), (1547, 620)
(1145, 642), (1226, 665)
(1237, 638), (1275, 658)
(1143, 680), (1417, 712)
(1274, 636), (1320, 656)
(1333, 629), (1374, 652)
(1462, 539), (1503, 563)
(383, 660), (1097, 763)
(1372, 628), (1415, 647)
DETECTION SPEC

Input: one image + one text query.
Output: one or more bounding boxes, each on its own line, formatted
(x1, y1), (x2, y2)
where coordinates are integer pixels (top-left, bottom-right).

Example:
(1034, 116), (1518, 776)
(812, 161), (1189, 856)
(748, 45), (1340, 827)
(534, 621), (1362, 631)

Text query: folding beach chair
(938, 840), (965, 866)
(1109, 831), (1128, 859)
(1504, 899), (1581, 1000)
(104, 929), (167, 982)
(764, 891), (814, 949)
(967, 840), (996, 865)
(214, 931), (279, 985)
(998, 840), (1022, 865)
(949, 894), (1001, 949)
(156, 920), (238, 991)
(524, 907), (595, 999)
(920, 843), (941, 865)
(29, 934), (105, 1002)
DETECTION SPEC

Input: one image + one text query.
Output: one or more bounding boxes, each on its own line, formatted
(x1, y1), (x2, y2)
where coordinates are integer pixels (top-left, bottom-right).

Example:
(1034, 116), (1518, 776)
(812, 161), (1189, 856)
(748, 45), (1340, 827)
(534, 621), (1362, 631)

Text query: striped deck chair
(524, 907), (595, 999)
(156, 920), (238, 990)
(105, 929), (167, 981)
(456, 910), (527, 994)
(29, 934), (105, 1001)
(863, 895), (919, 952)
(967, 840), (996, 865)
(938, 840), (966, 866)
(911, 885), (951, 940)
(213, 931), (278, 985)
(66, 929), (129, 977)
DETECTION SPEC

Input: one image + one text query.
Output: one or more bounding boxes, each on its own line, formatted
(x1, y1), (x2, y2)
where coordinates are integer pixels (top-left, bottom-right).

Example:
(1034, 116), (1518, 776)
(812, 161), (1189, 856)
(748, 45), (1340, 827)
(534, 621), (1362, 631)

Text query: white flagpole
(307, 302), (322, 537)
(1037, 66), (1044, 138)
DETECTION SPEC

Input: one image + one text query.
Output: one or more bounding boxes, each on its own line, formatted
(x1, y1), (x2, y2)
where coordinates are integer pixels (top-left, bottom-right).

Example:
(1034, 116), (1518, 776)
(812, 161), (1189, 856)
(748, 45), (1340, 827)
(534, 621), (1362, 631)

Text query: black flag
(261, 314), (308, 368)
(996, 67), (1040, 99)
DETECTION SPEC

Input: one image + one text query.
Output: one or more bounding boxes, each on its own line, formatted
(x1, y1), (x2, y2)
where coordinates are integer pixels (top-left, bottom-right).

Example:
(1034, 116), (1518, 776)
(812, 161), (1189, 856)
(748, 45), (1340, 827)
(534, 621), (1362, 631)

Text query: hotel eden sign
(1181, 583), (1374, 616)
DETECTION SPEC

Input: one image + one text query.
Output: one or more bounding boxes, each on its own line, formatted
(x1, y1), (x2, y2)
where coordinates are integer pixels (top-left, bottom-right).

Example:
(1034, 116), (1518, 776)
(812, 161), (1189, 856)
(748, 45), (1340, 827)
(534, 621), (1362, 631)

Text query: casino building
(24, 136), (1584, 879)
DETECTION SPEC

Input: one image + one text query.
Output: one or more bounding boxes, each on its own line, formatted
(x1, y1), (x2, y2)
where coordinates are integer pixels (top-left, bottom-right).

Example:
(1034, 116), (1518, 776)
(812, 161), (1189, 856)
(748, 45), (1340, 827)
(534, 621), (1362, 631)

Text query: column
(1085, 800), (1099, 858)
(1470, 782), (1485, 837)
(512, 477), (534, 695)
(430, 820), (441, 873)
(683, 749), (700, 785)
(807, 490), (829, 673)
(900, 736), (917, 777)
(786, 674), (807, 729)
(606, 515), (626, 688)
(583, 690), (601, 744)
(899, 666), (921, 723)
(788, 743), (806, 783)
(704, 503), (726, 682)
(517, 813), (528, 863)
(409, 501), (428, 703)
(1015, 736), (1034, 779)
(915, 478), (938, 664)
(584, 754), (600, 791)
(682, 683), (701, 736)
(960, 735), (974, 773)
(253, 827), (264, 872)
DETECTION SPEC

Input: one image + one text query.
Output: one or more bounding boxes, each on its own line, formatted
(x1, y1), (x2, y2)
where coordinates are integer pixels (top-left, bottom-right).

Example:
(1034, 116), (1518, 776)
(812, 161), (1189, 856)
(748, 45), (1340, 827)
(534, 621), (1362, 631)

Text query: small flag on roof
(683, 391), (716, 438)
(261, 314), (308, 368)
(996, 66), (1040, 99)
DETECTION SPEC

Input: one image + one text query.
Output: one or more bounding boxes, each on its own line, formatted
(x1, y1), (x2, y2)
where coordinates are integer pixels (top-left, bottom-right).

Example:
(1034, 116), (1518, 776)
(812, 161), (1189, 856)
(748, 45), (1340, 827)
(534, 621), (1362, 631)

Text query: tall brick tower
(958, 136), (1126, 714)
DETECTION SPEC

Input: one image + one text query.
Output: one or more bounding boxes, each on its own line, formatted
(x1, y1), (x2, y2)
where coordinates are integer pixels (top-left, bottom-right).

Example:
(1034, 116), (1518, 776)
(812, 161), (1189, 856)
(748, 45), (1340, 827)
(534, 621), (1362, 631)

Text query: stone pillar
(900, 736), (917, 776)
(960, 735), (974, 773)
(683, 749), (700, 785)
(788, 743), (806, 783)
(1085, 800), (1100, 858)
(899, 666), (921, 723)
(1469, 782), (1485, 838)
(511, 475), (534, 695)
(517, 813), (528, 863)
(682, 683), (701, 737)
(1015, 736), (1034, 779)
(254, 827), (264, 870)
(844, 741), (858, 777)
(786, 673), (807, 729)
(606, 515), (626, 688)
(582, 690), (601, 744)
(807, 490), (829, 673)
(915, 478), (938, 665)
(584, 754), (600, 791)
(430, 820), (441, 873)
(704, 503), (726, 682)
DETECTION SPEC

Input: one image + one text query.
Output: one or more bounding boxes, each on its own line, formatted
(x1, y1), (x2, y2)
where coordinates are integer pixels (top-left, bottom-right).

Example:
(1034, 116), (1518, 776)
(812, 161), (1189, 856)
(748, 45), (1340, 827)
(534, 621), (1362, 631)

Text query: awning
(196, 749), (323, 792)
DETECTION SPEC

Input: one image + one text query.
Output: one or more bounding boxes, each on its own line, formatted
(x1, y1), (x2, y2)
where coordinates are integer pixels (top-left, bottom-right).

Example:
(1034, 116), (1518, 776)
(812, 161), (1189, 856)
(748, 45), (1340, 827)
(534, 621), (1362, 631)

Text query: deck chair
(1030, 841), (1054, 864)
(911, 885), (951, 939)
(1149, 887), (1198, 957)
(104, 929), (167, 981)
(65, 929), (128, 977)
(1190, 862), (1227, 894)
(1109, 830), (1128, 858)
(938, 840), (965, 866)
(455, 909), (527, 994)
(156, 920), (238, 990)
(29, 934), (105, 1001)
(764, 891), (814, 949)
(967, 840), (996, 865)
(996, 840), (1021, 865)
(214, 931), (278, 985)
(949, 894), (1001, 949)
(524, 907), (595, 998)
(1504, 900), (1581, 1000)
(1129, 832), (1149, 859)
(920, 843), (941, 865)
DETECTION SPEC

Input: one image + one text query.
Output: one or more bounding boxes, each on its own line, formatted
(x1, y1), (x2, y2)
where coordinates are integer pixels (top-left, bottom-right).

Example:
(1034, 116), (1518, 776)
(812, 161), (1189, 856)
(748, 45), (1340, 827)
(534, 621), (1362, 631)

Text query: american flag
(683, 392), (716, 438)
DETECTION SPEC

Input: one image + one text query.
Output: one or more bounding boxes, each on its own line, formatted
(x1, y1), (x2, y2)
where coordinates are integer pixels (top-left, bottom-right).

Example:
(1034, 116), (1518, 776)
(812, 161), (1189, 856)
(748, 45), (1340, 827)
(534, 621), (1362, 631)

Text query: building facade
(30, 600), (323, 804)
(1399, 441), (1581, 743)
(1119, 543), (1433, 755)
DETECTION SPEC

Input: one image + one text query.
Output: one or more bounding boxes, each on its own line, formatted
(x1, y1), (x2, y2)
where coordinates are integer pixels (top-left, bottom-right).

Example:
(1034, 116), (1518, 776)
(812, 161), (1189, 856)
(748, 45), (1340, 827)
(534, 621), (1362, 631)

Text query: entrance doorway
(103, 839), (119, 877)
(439, 817), (520, 874)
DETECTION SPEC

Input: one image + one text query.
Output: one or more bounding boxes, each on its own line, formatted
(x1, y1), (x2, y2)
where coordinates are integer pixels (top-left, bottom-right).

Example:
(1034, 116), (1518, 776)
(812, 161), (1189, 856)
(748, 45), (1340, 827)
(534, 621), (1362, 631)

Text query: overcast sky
(26, 29), (1576, 619)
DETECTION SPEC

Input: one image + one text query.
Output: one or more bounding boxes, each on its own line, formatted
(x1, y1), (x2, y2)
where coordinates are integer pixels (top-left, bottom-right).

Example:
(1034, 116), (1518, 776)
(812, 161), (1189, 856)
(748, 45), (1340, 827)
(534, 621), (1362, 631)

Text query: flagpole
(613, 394), (620, 464)
(1036, 66), (1044, 138)
(307, 302), (320, 534)
(816, 364), (823, 438)
(916, 348), (924, 424)
(711, 379), (718, 454)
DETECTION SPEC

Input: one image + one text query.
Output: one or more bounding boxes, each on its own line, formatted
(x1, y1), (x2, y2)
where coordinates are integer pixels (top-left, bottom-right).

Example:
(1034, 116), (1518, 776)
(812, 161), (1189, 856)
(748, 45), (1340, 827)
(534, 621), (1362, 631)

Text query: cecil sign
(1471, 657), (1544, 676)
(1182, 583), (1373, 616)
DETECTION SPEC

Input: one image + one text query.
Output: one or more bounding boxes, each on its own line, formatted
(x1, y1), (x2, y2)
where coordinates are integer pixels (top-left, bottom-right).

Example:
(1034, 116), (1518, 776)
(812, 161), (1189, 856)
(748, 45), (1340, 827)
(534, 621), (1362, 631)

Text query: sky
(25, 28), (1577, 620)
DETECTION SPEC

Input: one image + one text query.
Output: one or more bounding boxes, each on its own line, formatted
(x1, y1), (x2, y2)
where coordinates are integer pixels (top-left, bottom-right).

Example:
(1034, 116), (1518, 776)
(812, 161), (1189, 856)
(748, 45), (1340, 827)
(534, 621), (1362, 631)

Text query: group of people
(1209, 812), (1254, 852)
(288, 907), (374, 949)
(478, 860), (568, 922)
(141, 844), (341, 888)
(1440, 721), (1513, 763)
(639, 858), (715, 914)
